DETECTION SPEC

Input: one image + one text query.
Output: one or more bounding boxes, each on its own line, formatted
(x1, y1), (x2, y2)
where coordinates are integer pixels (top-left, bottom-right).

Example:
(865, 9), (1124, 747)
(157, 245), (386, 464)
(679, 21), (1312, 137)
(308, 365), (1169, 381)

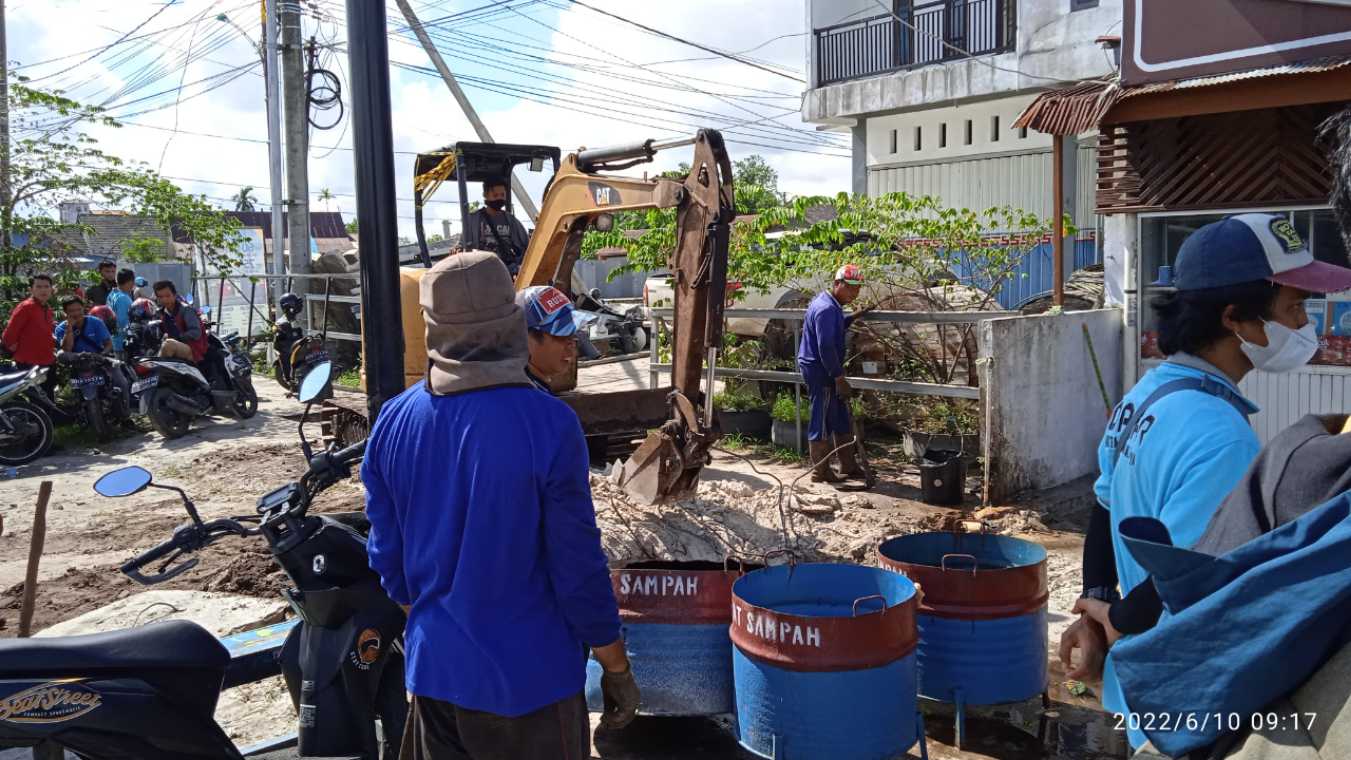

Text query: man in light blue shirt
(1059, 213), (1349, 751)
(106, 269), (136, 355)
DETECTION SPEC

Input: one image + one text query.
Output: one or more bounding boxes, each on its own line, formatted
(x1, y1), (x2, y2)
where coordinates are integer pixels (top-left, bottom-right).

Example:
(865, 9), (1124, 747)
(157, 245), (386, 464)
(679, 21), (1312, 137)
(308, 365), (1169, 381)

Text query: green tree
(345, 217), (358, 235)
(0, 79), (244, 319)
(318, 187), (334, 211)
(232, 186), (257, 212)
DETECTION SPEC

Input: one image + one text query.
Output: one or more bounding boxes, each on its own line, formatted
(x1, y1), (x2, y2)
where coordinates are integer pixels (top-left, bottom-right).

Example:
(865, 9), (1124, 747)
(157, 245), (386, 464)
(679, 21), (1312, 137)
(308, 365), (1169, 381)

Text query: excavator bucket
(618, 392), (717, 503)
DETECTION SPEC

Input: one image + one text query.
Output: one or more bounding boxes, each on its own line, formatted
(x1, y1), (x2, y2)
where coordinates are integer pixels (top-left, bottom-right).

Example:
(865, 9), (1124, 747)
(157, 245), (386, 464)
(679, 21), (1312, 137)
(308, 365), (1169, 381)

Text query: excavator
(322, 130), (735, 503)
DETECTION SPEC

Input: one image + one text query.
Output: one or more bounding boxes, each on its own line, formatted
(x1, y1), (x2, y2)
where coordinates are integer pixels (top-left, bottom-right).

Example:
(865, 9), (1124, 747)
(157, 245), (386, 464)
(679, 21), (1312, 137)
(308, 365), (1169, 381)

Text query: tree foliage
(0, 79), (243, 318)
(232, 186), (257, 212)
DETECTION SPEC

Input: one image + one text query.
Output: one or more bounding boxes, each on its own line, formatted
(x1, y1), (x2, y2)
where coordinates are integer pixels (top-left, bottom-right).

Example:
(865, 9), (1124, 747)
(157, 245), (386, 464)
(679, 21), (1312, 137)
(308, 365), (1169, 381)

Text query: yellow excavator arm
(393, 130), (735, 503)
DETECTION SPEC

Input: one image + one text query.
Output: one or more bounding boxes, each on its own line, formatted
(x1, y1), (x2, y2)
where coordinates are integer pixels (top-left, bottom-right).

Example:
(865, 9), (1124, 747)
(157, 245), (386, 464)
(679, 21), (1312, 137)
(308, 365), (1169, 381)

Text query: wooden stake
(18, 481), (52, 638)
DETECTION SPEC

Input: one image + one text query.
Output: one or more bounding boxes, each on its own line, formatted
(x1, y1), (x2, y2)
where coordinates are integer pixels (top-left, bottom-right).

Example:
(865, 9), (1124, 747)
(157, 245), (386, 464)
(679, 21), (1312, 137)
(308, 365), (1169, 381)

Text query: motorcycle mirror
(94, 466), (153, 498)
(297, 361), (333, 461)
(298, 361), (333, 404)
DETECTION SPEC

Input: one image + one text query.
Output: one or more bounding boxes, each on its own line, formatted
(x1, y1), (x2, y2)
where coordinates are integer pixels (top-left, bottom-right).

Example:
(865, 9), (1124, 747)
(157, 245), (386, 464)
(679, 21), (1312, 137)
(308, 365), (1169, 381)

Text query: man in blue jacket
(797, 263), (870, 484)
(363, 251), (638, 760)
(1059, 213), (1347, 752)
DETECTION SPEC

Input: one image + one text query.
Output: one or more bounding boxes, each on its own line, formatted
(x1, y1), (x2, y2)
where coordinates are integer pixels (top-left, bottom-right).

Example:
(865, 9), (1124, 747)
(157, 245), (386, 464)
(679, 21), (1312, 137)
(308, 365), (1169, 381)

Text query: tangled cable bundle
(305, 37), (343, 130)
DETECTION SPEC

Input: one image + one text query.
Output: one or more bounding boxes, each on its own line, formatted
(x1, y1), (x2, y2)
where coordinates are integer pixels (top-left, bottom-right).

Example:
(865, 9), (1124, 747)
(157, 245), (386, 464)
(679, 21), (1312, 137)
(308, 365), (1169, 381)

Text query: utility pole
(264, 1), (285, 281)
(346, 0), (404, 421)
(393, 0), (539, 222)
(0, 0), (12, 257)
(280, 0), (310, 289)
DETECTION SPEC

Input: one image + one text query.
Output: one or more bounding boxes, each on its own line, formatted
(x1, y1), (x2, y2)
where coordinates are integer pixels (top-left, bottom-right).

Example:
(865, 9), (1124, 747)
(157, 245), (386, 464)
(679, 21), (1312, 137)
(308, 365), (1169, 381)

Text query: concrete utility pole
(280, 0), (310, 287)
(264, 1), (285, 279)
(393, 0), (540, 222)
(0, 0), (12, 240)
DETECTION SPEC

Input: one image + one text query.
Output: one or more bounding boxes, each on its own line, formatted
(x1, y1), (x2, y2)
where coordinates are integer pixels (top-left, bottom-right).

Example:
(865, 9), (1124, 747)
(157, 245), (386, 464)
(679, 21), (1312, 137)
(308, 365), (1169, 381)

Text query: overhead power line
(562, 0), (805, 83)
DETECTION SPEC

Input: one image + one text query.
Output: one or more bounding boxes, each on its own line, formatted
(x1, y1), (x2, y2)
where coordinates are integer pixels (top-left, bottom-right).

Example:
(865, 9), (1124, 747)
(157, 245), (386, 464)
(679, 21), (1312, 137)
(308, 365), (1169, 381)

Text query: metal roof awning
(1015, 54), (1351, 134)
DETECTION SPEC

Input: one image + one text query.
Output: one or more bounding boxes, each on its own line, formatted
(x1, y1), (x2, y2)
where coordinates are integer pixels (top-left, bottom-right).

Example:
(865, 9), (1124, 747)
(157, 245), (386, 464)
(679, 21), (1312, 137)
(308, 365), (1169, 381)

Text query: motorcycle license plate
(71, 375), (105, 388)
(132, 376), (159, 394)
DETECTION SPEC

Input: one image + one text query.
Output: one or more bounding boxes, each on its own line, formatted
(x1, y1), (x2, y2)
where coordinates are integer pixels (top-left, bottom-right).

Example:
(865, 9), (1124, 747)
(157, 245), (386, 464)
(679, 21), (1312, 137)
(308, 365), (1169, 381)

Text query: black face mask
(486, 199), (507, 211)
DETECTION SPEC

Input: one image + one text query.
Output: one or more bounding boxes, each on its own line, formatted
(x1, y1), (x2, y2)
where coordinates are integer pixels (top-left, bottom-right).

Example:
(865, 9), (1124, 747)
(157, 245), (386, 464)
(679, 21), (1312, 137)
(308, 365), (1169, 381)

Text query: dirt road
(0, 376), (1124, 758)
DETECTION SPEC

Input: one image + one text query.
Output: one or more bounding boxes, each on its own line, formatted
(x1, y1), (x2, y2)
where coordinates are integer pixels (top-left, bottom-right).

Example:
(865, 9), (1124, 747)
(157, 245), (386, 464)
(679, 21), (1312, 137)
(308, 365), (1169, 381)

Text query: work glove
(599, 665), (640, 730)
(834, 375), (852, 399)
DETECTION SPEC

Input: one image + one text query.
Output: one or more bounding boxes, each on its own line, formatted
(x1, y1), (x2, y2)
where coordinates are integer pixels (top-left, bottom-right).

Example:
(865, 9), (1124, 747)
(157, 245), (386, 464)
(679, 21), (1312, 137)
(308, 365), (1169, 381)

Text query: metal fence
(192, 272), (362, 345)
(814, 0), (1015, 87)
(646, 306), (1014, 452)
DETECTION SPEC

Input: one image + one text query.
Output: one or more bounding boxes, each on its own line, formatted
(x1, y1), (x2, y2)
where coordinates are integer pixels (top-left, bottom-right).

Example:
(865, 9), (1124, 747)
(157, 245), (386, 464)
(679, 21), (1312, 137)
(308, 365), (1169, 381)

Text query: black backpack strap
(1112, 375), (1253, 468)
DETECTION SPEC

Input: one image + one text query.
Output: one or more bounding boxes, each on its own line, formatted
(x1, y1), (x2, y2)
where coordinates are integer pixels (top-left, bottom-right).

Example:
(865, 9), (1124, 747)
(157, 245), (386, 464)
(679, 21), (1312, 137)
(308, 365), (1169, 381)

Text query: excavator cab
(411, 142), (561, 267)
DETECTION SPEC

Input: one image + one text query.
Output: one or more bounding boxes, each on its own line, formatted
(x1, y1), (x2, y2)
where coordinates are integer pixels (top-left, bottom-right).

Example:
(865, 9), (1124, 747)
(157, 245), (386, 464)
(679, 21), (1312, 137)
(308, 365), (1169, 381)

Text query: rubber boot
(808, 440), (843, 483)
(834, 434), (867, 480)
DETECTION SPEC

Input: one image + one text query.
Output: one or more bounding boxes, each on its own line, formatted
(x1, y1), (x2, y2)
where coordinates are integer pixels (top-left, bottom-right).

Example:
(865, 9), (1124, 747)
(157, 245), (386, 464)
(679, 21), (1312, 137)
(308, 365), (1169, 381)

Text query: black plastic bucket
(918, 448), (965, 505)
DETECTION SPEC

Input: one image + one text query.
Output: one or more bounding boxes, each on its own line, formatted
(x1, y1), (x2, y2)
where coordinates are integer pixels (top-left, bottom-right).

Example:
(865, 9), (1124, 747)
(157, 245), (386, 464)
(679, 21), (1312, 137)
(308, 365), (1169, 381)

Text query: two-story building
(803, 0), (1122, 304)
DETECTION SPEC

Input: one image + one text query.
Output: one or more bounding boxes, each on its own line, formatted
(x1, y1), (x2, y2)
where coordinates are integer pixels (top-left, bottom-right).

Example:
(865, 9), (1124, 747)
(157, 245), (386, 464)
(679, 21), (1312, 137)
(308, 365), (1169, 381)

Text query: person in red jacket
(1, 273), (58, 399)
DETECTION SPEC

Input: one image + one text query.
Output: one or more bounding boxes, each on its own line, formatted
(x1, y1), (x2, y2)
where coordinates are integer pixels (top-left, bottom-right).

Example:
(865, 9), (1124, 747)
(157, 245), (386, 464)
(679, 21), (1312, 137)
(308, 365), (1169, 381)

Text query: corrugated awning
(1012, 82), (1120, 136)
(1014, 54), (1351, 135)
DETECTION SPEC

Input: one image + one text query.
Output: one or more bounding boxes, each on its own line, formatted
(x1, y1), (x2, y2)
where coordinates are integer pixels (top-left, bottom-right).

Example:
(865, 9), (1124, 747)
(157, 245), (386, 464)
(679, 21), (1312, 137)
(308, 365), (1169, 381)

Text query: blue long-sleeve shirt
(797, 290), (854, 382)
(362, 382), (621, 717)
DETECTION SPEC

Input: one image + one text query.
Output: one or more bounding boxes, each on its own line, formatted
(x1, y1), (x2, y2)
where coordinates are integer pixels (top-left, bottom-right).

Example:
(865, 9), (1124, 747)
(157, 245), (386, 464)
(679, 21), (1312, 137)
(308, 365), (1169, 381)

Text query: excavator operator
(462, 177), (530, 276)
(515, 285), (577, 394)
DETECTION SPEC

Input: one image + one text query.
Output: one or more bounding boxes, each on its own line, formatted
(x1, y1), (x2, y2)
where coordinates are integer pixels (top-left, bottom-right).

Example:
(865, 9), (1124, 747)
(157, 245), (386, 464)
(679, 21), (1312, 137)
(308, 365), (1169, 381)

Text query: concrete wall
(865, 94), (1048, 163)
(979, 309), (1123, 500)
(804, 0), (1121, 123)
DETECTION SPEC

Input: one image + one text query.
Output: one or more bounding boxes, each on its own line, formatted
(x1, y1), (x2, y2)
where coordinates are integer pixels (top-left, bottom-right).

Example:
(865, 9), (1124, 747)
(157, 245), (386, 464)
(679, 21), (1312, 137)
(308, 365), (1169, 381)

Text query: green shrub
(771, 393), (809, 423)
(714, 388), (766, 413)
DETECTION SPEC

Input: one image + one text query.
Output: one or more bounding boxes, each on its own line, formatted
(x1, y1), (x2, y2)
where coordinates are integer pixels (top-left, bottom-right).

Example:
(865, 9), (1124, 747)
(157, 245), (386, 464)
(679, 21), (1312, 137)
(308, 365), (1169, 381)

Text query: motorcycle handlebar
(120, 519), (251, 585)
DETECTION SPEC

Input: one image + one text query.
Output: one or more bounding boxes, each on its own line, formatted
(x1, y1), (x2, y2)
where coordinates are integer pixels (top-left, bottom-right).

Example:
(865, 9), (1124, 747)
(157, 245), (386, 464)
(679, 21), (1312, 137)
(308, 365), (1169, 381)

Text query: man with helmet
(514, 285), (578, 394)
(797, 264), (871, 486)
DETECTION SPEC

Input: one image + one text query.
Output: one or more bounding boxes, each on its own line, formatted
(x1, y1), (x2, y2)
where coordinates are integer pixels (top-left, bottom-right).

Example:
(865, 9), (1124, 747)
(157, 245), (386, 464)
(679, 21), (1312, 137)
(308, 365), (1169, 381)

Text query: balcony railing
(814, 0), (1015, 87)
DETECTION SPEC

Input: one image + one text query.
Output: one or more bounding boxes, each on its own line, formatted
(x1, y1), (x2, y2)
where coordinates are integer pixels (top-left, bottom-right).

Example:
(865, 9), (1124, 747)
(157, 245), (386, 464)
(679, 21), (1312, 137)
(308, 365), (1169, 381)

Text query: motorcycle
(272, 292), (327, 394)
(57, 351), (135, 441)
(572, 288), (649, 359)
(0, 363), (408, 758)
(132, 327), (259, 440)
(0, 365), (55, 465)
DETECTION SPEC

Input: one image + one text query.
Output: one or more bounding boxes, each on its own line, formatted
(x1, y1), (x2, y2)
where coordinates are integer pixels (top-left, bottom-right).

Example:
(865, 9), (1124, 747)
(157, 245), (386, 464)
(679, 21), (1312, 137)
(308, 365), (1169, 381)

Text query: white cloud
(11, 0), (850, 239)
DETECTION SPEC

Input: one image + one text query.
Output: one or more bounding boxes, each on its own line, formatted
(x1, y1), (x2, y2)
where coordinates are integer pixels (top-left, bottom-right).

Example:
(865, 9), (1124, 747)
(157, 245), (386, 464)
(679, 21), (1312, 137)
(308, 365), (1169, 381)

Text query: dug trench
(0, 378), (1123, 758)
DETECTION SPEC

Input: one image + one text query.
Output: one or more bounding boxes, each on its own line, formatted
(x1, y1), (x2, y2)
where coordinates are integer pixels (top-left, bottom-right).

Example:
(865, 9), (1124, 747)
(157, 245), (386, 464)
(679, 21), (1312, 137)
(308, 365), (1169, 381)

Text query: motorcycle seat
(0, 619), (229, 674)
(0, 368), (31, 386)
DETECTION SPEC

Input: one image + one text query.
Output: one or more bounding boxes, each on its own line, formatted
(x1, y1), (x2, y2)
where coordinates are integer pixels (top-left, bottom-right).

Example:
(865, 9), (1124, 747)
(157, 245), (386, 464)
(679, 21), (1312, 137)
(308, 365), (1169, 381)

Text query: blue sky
(11, 0), (850, 239)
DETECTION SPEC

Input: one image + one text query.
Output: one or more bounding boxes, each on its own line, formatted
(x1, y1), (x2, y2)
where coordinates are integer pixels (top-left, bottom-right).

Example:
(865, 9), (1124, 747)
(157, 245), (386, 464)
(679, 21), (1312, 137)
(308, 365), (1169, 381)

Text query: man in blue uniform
(363, 252), (638, 760)
(516, 284), (578, 394)
(797, 263), (870, 484)
(1058, 213), (1350, 752)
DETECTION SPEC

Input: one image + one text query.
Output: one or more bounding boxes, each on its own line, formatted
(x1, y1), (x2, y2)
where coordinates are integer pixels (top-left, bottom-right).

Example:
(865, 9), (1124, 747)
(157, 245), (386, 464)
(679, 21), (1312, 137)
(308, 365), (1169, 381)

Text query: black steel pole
(345, 0), (404, 422)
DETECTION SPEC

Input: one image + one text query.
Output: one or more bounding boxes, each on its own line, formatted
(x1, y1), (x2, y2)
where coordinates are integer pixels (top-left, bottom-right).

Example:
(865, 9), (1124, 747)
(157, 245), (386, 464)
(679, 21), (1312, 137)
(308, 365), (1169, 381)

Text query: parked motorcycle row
(0, 300), (261, 467)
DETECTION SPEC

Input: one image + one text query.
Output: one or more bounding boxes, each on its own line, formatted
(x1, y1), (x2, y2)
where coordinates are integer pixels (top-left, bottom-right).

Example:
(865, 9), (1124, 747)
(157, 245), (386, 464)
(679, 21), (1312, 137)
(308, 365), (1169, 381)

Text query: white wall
(870, 149), (1054, 217)
(810, 0), (878, 30)
(865, 94), (1049, 164)
(979, 309), (1124, 500)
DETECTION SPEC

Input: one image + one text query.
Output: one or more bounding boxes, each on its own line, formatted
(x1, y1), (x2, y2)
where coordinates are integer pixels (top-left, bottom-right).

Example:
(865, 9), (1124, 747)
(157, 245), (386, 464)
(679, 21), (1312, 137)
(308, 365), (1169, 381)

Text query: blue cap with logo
(515, 285), (577, 337)
(1174, 213), (1351, 293)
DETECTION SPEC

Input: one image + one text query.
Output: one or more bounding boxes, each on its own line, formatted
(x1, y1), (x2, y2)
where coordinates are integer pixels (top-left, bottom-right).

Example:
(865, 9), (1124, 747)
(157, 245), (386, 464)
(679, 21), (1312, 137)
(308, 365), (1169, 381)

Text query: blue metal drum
(877, 532), (1049, 745)
(730, 563), (924, 760)
(585, 560), (747, 716)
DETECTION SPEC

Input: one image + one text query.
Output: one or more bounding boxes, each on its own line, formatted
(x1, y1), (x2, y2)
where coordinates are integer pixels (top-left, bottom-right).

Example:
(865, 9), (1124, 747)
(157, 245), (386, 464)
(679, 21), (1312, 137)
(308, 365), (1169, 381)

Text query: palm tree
(233, 186), (257, 212)
(318, 187), (334, 211)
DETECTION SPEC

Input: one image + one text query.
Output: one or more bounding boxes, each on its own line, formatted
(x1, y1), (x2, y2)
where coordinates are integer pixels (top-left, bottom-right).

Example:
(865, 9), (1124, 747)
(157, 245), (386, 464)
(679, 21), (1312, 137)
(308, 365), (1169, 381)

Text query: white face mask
(1237, 320), (1319, 373)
